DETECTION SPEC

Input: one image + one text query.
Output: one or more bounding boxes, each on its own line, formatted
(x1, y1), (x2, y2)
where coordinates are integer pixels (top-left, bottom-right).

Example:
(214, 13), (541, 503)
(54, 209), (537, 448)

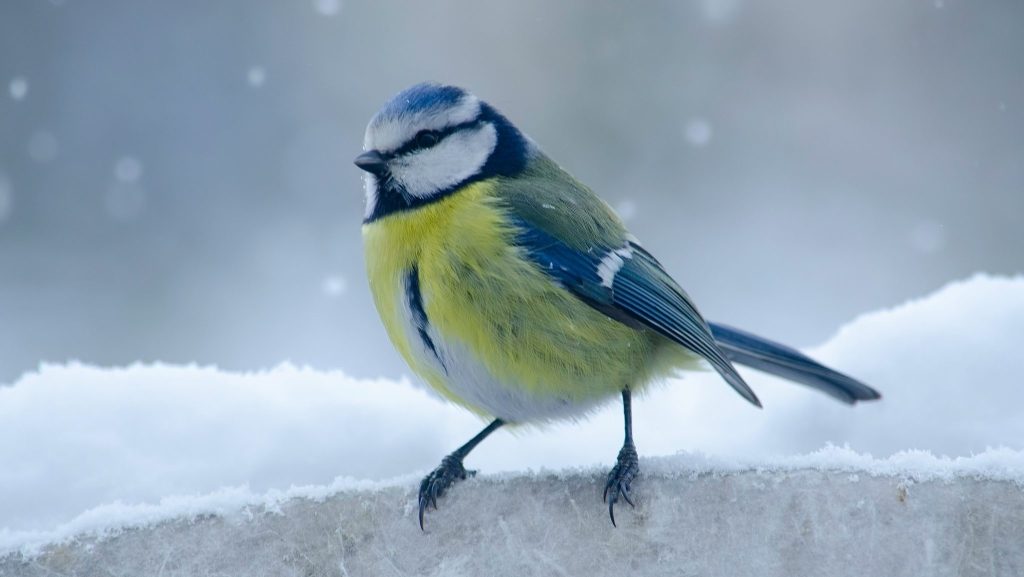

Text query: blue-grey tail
(708, 322), (881, 404)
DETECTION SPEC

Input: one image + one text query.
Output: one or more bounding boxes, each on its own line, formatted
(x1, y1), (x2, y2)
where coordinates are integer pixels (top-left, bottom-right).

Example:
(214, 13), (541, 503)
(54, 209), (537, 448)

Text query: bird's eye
(414, 130), (441, 148)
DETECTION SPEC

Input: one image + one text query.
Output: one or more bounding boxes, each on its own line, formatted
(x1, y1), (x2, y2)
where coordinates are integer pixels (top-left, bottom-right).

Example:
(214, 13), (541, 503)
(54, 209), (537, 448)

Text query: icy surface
(1, 461), (1021, 577)
(1, 274), (1023, 559)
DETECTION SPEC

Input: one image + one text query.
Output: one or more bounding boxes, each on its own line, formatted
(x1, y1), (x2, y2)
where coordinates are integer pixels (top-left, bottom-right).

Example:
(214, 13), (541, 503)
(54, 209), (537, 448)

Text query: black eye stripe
(415, 130), (440, 148)
(387, 119), (483, 158)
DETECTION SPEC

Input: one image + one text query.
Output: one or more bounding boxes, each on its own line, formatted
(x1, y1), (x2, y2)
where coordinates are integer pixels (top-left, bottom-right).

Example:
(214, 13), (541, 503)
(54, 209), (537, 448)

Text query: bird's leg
(418, 418), (504, 529)
(603, 388), (639, 526)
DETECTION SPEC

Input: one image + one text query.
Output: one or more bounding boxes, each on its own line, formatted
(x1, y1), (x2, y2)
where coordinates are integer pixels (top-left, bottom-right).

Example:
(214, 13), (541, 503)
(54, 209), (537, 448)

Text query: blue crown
(372, 83), (468, 125)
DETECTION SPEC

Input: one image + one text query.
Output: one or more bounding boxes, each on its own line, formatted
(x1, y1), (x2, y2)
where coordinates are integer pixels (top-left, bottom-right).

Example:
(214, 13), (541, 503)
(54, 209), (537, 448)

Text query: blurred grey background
(1, 0), (1021, 385)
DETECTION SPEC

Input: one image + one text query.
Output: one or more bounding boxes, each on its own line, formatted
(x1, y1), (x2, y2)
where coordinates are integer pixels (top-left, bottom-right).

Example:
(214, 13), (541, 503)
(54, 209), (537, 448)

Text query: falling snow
(114, 156), (144, 183)
(313, 0), (341, 17)
(322, 275), (348, 297)
(247, 66), (266, 88)
(684, 118), (713, 147)
(0, 173), (12, 222)
(8, 77), (28, 101)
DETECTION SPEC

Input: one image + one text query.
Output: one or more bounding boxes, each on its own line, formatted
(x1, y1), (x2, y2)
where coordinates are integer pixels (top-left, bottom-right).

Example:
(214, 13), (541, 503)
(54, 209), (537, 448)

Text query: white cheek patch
(365, 95), (481, 154)
(388, 123), (497, 198)
(362, 173), (379, 219)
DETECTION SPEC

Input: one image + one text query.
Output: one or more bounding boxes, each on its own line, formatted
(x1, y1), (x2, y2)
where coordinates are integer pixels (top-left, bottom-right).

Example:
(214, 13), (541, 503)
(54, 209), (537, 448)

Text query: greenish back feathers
(498, 152), (762, 407)
(497, 154), (629, 253)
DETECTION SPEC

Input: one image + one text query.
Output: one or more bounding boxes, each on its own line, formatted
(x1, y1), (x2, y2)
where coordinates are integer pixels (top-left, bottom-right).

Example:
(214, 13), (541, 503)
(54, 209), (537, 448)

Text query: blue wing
(514, 221), (763, 408)
(708, 323), (881, 404)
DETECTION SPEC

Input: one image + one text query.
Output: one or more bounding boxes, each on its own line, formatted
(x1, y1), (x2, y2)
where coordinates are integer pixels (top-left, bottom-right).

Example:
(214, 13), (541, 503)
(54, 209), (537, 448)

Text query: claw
(416, 454), (471, 530)
(604, 441), (639, 527)
(622, 488), (635, 508)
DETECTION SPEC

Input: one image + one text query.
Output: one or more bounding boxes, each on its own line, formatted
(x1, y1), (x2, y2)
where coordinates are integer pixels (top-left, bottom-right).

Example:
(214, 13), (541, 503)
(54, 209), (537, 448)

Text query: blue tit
(354, 83), (880, 528)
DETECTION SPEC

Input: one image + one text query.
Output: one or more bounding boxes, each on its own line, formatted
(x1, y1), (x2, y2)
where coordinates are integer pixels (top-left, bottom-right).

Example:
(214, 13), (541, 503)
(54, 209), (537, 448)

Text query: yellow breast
(362, 181), (688, 421)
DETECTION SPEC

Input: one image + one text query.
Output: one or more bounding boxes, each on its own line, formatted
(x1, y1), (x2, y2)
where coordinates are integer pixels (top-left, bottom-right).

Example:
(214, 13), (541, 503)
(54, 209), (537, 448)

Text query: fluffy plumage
(364, 175), (701, 422)
(356, 82), (879, 526)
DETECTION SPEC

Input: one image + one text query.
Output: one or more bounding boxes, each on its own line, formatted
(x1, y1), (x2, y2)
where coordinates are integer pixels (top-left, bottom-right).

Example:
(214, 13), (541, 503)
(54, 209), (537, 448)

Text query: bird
(354, 83), (881, 529)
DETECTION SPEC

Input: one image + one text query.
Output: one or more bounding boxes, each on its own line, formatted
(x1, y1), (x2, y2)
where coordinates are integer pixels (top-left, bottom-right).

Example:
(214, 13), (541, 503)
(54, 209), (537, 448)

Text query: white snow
(4, 448), (1021, 559)
(684, 118), (713, 147)
(1, 273), (1023, 555)
(113, 156), (144, 183)
(0, 172), (11, 222)
(246, 66), (266, 87)
(313, 0), (341, 17)
(0, 475), (414, 557)
(8, 77), (28, 101)
(644, 445), (1024, 485)
(321, 274), (348, 297)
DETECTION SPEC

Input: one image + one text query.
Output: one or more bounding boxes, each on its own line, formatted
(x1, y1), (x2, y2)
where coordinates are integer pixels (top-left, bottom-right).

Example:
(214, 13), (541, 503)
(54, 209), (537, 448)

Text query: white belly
(394, 272), (605, 423)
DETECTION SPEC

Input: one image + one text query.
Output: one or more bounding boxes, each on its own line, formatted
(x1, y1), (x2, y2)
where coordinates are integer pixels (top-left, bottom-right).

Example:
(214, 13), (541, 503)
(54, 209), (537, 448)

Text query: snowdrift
(1, 274), (1023, 574)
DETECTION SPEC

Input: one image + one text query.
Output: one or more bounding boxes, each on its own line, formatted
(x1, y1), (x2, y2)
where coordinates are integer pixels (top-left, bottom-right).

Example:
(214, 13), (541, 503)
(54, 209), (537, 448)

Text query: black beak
(354, 150), (387, 173)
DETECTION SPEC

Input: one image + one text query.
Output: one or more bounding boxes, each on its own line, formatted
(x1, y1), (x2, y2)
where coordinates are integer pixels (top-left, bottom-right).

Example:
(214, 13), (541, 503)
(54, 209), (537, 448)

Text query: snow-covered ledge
(2, 275), (1023, 574)
(2, 450), (1022, 577)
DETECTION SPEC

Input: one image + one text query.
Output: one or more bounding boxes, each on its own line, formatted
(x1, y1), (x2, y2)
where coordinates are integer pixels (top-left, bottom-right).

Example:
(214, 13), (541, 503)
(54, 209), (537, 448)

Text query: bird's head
(355, 83), (530, 222)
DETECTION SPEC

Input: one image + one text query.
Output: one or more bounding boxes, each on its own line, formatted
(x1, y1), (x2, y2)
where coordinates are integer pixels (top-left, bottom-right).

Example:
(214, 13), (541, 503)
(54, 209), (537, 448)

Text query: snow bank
(1, 273), (1022, 558)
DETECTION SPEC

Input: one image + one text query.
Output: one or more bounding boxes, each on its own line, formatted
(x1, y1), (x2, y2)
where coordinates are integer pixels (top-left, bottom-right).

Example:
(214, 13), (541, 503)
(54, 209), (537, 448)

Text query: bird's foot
(418, 453), (473, 530)
(603, 441), (639, 527)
